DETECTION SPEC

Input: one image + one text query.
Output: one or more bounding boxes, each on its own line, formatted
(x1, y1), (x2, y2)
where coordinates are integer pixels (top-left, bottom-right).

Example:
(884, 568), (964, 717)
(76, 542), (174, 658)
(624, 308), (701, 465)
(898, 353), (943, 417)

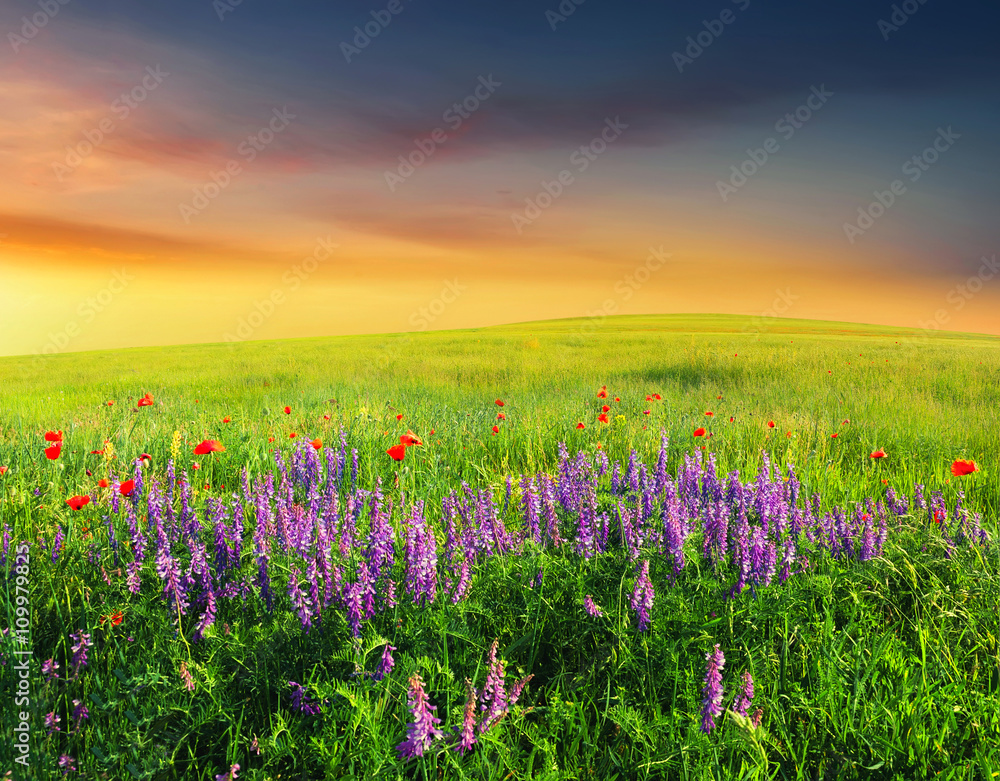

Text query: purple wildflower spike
(396, 673), (444, 760)
(700, 644), (725, 734)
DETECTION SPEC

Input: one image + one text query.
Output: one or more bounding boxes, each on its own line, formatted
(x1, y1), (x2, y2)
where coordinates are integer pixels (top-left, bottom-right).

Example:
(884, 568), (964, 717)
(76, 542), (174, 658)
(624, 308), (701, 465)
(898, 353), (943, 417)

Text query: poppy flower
(310, 438), (323, 450)
(193, 440), (225, 455)
(267, 436), (275, 443)
(192, 462), (200, 470)
(284, 406), (291, 414)
(89, 448), (105, 455)
(0, 466), (6, 475)
(951, 459), (978, 476)
(100, 610), (124, 627)
(289, 432), (297, 438)
(497, 413), (506, 421)
(870, 450), (886, 459)
(222, 417), (231, 423)
(693, 427), (706, 437)
(45, 443), (61, 460)
(119, 480), (135, 497)
(491, 425), (500, 434)
(786, 431), (792, 438)
(597, 413), (609, 424)
(140, 454), (152, 469)
(653, 394), (662, 401)
(430, 429), (435, 435)
(400, 430), (423, 446)
(614, 397), (620, 402)
(705, 411), (713, 417)
(645, 395), (653, 402)
(576, 422), (585, 429)
(396, 414), (403, 421)
(643, 410), (650, 415)
(842, 419), (850, 425)
(137, 393), (153, 407)
(106, 400), (114, 406)
(97, 479), (109, 488)
(717, 395), (722, 400)
(323, 415), (331, 421)
(387, 443), (407, 461)
(933, 508), (946, 525)
(831, 433), (838, 439)
(495, 399), (505, 407)
(601, 405), (610, 413)
(597, 389), (607, 399)
(44, 430), (63, 442)
(66, 495), (90, 511)
(767, 421), (775, 429)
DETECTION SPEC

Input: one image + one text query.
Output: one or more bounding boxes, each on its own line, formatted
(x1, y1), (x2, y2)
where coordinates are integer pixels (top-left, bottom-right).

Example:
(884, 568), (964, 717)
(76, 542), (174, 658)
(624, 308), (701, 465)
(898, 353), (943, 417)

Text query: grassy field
(1, 314), (999, 780)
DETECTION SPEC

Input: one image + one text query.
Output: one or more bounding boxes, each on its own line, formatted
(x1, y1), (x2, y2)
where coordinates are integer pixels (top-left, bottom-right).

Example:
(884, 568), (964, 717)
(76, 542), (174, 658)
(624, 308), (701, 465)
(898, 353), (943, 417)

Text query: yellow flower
(170, 430), (182, 461)
(103, 441), (116, 462)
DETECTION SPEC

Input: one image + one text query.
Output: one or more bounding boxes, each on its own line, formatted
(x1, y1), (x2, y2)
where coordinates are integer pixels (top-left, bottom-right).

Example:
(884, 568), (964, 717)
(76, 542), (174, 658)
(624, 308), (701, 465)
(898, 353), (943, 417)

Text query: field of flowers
(1, 315), (999, 780)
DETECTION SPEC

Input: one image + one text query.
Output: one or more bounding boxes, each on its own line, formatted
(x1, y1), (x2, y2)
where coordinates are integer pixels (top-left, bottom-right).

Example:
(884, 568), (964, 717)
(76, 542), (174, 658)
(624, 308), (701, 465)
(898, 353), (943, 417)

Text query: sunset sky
(1, 0), (999, 356)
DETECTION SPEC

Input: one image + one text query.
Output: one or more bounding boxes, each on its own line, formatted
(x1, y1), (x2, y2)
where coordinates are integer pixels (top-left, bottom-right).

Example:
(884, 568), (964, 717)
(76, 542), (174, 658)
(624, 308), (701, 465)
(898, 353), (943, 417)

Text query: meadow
(1, 314), (998, 780)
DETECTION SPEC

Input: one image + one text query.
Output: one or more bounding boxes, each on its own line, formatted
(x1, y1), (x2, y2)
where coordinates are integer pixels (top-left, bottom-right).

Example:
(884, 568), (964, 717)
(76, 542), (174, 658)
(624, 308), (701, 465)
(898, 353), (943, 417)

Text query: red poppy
(100, 610), (124, 627)
(222, 416), (231, 423)
(597, 413), (609, 424)
(705, 411), (713, 417)
(289, 432), (297, 438)
(90, 449), (104, 455)
(323, 414), (331, 421)
(614, 397), (620, 402)
(717, 395), (722, 400)
(831, 433), (838, 439)
(601, 405), (610, 413)
(119, 480), (135, 497)
(933, 508), (946, 525)
(693, 427), (706, 437)
(653, 394), (662, 401)
(98, 479), (109, 488)
(193, 440), (225, 455)
(767, 421), (775, 429)
(284, 406), (291, 414)
(66, 495), (90, 511)
(310, 438), (323, 450)
(140, 454), (152, 468)
(491, 425), (500, 434)
(387, 443), (407, 461)
(0, 466), (7, 475)
(106, 400), (114, 406)
(643, 410), (650, 415)
(400, 430), (423, 446)
(497, 413), (506, 420)
(786, 432), (792, 438)
(597, 389), (607, 399)
(44, 430), (63, 442)
(396, 414), (403, 421)
(870, 449), (887, 459)
(842, 419), (850, 425)
(138, 393), (153, 407)
(729, 417), (735, 423)
(951, 459), (978, 476)
(192, 462), (200, 470)
(45, 443), (61, 460)
(576, 422), (585, 429)
(495, 399), (505, 407)
(430, 429), (435, 435)
(645, 395), (653, 402)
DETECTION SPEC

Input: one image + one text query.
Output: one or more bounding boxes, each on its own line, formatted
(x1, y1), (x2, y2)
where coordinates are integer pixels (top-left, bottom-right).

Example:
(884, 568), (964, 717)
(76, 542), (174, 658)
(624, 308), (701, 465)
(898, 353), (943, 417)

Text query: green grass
(1, 314), (999, 780)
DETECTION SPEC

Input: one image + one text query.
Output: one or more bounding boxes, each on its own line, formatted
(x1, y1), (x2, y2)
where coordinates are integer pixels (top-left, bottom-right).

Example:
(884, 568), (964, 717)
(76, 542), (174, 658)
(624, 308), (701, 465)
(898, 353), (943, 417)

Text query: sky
(1, 0), (999, 356)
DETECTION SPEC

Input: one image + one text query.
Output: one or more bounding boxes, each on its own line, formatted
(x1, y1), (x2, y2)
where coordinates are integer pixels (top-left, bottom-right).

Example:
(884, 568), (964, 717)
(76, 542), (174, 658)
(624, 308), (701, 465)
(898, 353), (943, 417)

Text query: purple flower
(71, 699), (89, 732)
(287, 565), (314, 632)
(215, 763), (240, 781)
(288, 681), (322, 716)
(396, 673), (444, 760)
(478, 640), (508, 735)
(69, 631), (91, 680)
(700, 644), (725, 734)
(45, 711), (61, 735)
(454, 678), (478, 755)
(583, 595), (603, 618)
(42, 658), (59, 681)
(58, 754), (77, 775)
(629, 560), (655, 632)
(732, 671), (754, 717)
(374, 643), (396, 681)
